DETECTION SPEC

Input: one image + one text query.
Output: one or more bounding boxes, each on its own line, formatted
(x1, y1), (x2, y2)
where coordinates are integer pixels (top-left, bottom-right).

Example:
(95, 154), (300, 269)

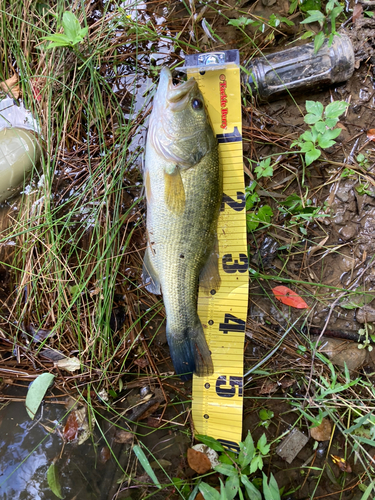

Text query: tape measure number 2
(185, 50), (248, 451)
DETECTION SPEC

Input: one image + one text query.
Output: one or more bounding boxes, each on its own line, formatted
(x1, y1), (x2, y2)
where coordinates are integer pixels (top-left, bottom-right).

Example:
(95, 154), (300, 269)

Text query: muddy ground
(1, 0), (375, 499)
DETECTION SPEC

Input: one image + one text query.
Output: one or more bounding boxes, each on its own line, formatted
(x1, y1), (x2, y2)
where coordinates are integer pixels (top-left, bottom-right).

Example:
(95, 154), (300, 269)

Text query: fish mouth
(158, 67), (197, 111)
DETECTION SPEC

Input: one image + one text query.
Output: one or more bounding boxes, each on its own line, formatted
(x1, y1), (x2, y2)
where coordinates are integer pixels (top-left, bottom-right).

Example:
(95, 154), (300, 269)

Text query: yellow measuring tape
(186, 51), (248, 450)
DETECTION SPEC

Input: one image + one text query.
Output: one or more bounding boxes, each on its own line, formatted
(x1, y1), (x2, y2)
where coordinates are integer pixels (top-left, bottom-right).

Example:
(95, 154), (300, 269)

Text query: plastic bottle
(243, 33), (355, 101)
(0, 98), (41, 202)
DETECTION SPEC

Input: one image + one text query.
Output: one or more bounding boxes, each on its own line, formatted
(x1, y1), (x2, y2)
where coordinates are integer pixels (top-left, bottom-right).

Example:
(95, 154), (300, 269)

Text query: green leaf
(195, 435), (225, 452)
(315, 121), (327, 134)
(254, 157), (273, 179)
(47, 463), (64, 499)
(228, 17), (255, 27)
(259, 409), (274, 421)
(359, 482), (375, 500)
(305, 147), (321, 166)
(300, 10), (326, 25)
(314, 31), (325, 53)
(301, 30), (315, 39)
(257, 205), (273, 224)
(188, 483), (201, 500)
(300, 0), (322, 12)
(78, 27), (88, 38)
(245, 192), (259, 211)
(305, 100), (323, 118)
(240, 475), (262, 500)
(340, 288), (374, 310)
(225, 474), (239, 500)
(250, 454), (263, 474)
(238, 431), (255, 468)
(199, 482), (221, 500)
(214, 464), (237, 476)
(133, 445), (161, 489)
(219, 451), (237, 465)
(300, 140), (315, 153)
(46, 42), (71, 49)
(304, 113), (321, 125)
(330, 5), (343, 22)
(324, 117), (338, 128)
(246, 212), (260, 232)
(321, 127), (341, 141)
(263, 472), (281, 500)
(300, 131), (315, 144)
(43, 34), (72, 43)
(365, 11), (375, 17)
(257, 434), (271, 455)
(325, 100), (349, 119)
(317, 137), (335, 149)
(26, 373), (54, 419)
(62, 11), (81, 42)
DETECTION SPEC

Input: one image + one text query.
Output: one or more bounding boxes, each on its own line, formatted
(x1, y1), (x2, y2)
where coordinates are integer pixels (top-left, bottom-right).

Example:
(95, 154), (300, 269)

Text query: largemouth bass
(142, 67), (222, 380)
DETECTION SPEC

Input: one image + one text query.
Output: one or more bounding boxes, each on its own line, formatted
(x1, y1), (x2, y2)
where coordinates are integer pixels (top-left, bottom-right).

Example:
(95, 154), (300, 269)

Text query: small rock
(356, 305), (375, 323)
(339, 223), (357, 241)
(310, 418), (332, 442)
(276, 428), (308, 464)
(314, 336), (367, 371)
(114, 430), (134, 444)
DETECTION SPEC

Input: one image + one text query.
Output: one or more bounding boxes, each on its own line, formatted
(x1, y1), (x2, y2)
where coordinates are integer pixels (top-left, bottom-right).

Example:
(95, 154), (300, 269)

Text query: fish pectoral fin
(199, 247), (221, 292)
(145, 170), (152, 202)
(164, 165), (185, 215)
(142, 247), (161, 295)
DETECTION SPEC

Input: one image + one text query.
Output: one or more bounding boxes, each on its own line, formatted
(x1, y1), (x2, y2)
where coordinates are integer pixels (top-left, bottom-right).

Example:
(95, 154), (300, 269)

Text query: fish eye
(191, 98), (203, 110)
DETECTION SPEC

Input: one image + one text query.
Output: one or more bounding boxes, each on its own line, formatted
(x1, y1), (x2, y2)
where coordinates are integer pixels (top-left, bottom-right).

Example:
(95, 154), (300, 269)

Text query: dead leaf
(63, 412), (79, 442)
(63, 406), (92, 445)
(310, 418), (332, 441)
(187, 448), (212, 474)
(0, 74), (20, 99)
(114, 429), (134, 444)
(331, 454), (352, 473)
(55, 356), (81, 372)
(280, 376), (295, 390)
(150, 459), (172, 469)
(260, 380), (278, 395)
(30, 80), (42, 102)
(99, 446), (111, 464)
(353, 3), (363, 22)
(146, 417), (162, 428)
(134, 357), (148, 368)
(367, 129), (375, 142)
(139, 401), (160, 421)
(336, 122), (347, 131)
(272, 286), (309, 309)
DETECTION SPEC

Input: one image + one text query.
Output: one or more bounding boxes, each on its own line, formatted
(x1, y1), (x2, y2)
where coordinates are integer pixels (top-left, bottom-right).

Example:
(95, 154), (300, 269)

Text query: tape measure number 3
(185, 50), (248, 451)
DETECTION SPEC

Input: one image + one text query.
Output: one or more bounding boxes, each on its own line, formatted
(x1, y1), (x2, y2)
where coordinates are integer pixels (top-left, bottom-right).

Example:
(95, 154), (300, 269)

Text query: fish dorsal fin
(164, 164), (185, 215)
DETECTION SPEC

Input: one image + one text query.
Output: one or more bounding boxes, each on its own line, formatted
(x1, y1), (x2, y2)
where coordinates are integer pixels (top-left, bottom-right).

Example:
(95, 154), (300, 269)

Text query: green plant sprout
(279, 193), (326, 235)
(196, 433), (281, 500)
(290, 0), (344, 52)
(245, 182), (273, 232)
(357, 323), (375, 351)
(291, 100), (349, 166)
(228, 14), (294, 43)
(43, 11), (88, 49)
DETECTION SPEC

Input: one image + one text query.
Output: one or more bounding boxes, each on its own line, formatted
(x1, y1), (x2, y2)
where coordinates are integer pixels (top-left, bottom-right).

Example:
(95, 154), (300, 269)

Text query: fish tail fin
(166, 319), (214, 381)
